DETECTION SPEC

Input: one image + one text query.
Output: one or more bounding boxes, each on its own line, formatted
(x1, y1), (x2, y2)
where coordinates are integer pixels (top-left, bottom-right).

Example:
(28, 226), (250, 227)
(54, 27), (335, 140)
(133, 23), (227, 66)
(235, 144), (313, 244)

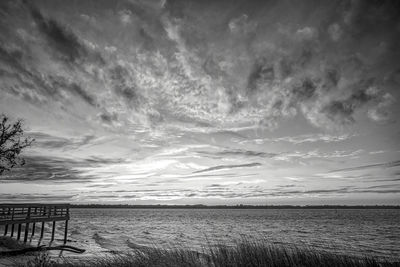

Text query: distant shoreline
(69, 204), (400, 209)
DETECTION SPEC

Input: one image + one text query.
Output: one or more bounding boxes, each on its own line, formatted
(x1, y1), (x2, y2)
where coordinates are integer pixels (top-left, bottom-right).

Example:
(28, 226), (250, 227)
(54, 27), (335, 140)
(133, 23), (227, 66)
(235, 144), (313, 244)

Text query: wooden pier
(0, 203), (70, 244)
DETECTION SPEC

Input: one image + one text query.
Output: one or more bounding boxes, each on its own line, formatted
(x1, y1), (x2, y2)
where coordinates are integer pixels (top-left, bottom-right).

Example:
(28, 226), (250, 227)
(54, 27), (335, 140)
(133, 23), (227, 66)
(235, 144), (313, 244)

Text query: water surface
(32, 208), (400, 260)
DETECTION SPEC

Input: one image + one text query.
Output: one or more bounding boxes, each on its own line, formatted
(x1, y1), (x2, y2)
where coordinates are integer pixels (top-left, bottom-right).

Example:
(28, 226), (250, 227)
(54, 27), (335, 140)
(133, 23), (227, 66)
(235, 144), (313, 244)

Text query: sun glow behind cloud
(0, 0), (399, 204)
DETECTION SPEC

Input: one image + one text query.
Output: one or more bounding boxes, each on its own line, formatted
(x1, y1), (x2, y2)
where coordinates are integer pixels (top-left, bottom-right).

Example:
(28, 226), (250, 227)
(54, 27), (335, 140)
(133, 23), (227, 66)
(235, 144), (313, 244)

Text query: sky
(0, 0), (399, 205)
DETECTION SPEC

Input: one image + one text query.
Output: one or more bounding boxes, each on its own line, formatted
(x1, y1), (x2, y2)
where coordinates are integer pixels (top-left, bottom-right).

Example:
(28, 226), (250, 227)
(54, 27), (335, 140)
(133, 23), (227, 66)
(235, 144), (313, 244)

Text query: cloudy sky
(0, 0), (399, 205)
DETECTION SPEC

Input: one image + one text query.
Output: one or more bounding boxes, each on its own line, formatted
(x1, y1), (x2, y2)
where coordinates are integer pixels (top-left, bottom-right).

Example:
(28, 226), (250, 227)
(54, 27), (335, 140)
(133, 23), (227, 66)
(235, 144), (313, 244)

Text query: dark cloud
(321, 89), (376, 125)
(246, 58), (275, 94)
(109, 65), (141, 109)
(291, 78), (317, 101)
(206, 184), (222, 188)
(28, 132), (95, 149)
(197, 149), (277, 159)
(355, 189), (400, 194)
(367, 178), (400, 183)
(31, 133), (71, 149)
(69, 83), (96, 106)
(328, 160), (400, 173)
(305, 188), (351, 194)
(0, 43), (24, 72)
(277, 184), (296, 188)
(27, 2), (104, 65)
(193, 163), (261, 174)
(0, 193), (77, 202)
(0, 45), (97, 107)
(0, 156), (88, 183)
(364, 184), (399, 190)
(243, 186), (400, 198)
(49, 76), (97, 106)
(0, 44), (58, 104)
(1, 0), (397, 131)
(202, 55), (227, 79)
(182, 173), (254, 180)
(0, 155), (123, 183)
(98, 111), (118, 124)
(322, 100), (355, 124)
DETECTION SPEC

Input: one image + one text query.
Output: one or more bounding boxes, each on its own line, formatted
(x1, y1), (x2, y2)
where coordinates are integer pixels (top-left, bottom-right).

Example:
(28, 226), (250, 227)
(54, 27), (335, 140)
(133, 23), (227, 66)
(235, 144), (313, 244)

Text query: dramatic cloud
(1, 0), (398, 130)
(0, 0), (399, 204)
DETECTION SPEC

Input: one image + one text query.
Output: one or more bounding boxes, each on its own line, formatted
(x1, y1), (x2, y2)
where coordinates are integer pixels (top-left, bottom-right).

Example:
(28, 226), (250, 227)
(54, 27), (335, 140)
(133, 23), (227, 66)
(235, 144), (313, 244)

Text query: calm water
(32, 209), (400, 260)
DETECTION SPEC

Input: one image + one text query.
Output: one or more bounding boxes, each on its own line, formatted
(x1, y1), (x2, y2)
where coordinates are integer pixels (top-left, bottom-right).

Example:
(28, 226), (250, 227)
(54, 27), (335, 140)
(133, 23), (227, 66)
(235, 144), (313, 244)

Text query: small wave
(92, 232), (114, 249)
(126, 239), (150, 250)
(71, 229), (81, 235)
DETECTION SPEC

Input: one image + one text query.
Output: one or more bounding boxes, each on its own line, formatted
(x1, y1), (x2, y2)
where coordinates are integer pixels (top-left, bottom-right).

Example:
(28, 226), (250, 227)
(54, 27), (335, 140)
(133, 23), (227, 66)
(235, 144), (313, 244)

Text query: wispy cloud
(193, 163), (262, 174)
(328, 160), (400, 173)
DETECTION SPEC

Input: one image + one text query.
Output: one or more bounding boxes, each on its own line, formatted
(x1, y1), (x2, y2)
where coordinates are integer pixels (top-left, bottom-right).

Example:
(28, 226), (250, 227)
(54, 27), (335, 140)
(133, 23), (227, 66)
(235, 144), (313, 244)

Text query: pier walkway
(0, 203), (70, 244)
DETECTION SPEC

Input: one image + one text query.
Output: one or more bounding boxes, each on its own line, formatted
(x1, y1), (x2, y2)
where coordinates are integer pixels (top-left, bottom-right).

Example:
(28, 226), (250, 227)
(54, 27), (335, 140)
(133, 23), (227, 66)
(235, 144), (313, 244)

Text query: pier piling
(40, 222), (45, 239)
(24, 223), (29, 243)
(64, 220), (68, 244)
(17, 224), (21, 240)
(32, 222), (35, 236)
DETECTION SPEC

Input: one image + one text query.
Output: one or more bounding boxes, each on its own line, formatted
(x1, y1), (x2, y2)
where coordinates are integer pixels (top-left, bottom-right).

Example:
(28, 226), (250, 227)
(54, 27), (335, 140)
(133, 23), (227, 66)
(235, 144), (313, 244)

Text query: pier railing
(0, 203), (70, 243)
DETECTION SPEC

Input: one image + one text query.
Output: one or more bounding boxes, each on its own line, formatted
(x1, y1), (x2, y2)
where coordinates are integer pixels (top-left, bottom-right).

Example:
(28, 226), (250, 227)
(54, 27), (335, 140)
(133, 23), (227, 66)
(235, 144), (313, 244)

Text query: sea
(19, 208), (400, 260)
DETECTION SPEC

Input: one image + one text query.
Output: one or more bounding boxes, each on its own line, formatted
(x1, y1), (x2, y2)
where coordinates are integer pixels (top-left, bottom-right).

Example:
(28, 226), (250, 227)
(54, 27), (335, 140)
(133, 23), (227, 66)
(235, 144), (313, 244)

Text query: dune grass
(12, 239), (400, 267)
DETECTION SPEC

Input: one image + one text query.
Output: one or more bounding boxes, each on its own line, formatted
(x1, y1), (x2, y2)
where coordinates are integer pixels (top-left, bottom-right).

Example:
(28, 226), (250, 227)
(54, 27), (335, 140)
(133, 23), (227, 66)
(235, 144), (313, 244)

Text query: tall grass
(14, 239), (400, 267)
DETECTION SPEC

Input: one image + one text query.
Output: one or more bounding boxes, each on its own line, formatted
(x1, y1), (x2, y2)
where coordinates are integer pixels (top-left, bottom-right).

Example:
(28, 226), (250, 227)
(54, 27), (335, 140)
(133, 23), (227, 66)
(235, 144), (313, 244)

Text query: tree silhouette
(0, 114), (34, 175)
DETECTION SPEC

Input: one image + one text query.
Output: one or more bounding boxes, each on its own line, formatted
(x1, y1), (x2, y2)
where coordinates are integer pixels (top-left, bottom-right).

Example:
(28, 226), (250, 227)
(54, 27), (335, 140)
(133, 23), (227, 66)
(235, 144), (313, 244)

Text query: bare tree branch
(0, 114), (34, 175)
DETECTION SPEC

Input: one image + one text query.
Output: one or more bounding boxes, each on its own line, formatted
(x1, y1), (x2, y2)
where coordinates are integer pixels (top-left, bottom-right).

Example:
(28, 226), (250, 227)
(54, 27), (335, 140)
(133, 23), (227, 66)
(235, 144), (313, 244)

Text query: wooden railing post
(40, 222), (45, 239)
(3, 224), (8, 236)
(10, 207), (14, 237)
(23, 207), (31, 243)
(17, 224), (21, 240)
(64, 220), (68, 244)
(3, 207), (9, 236)
(51, 221), (56, 241)
(31, 222), (36, 237)
(32, 208), (37, 236)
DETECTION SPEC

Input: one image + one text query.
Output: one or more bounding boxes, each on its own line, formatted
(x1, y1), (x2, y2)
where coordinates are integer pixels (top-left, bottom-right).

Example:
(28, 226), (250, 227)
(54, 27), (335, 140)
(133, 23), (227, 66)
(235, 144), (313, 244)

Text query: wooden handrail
(0, 203), (70, 244)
